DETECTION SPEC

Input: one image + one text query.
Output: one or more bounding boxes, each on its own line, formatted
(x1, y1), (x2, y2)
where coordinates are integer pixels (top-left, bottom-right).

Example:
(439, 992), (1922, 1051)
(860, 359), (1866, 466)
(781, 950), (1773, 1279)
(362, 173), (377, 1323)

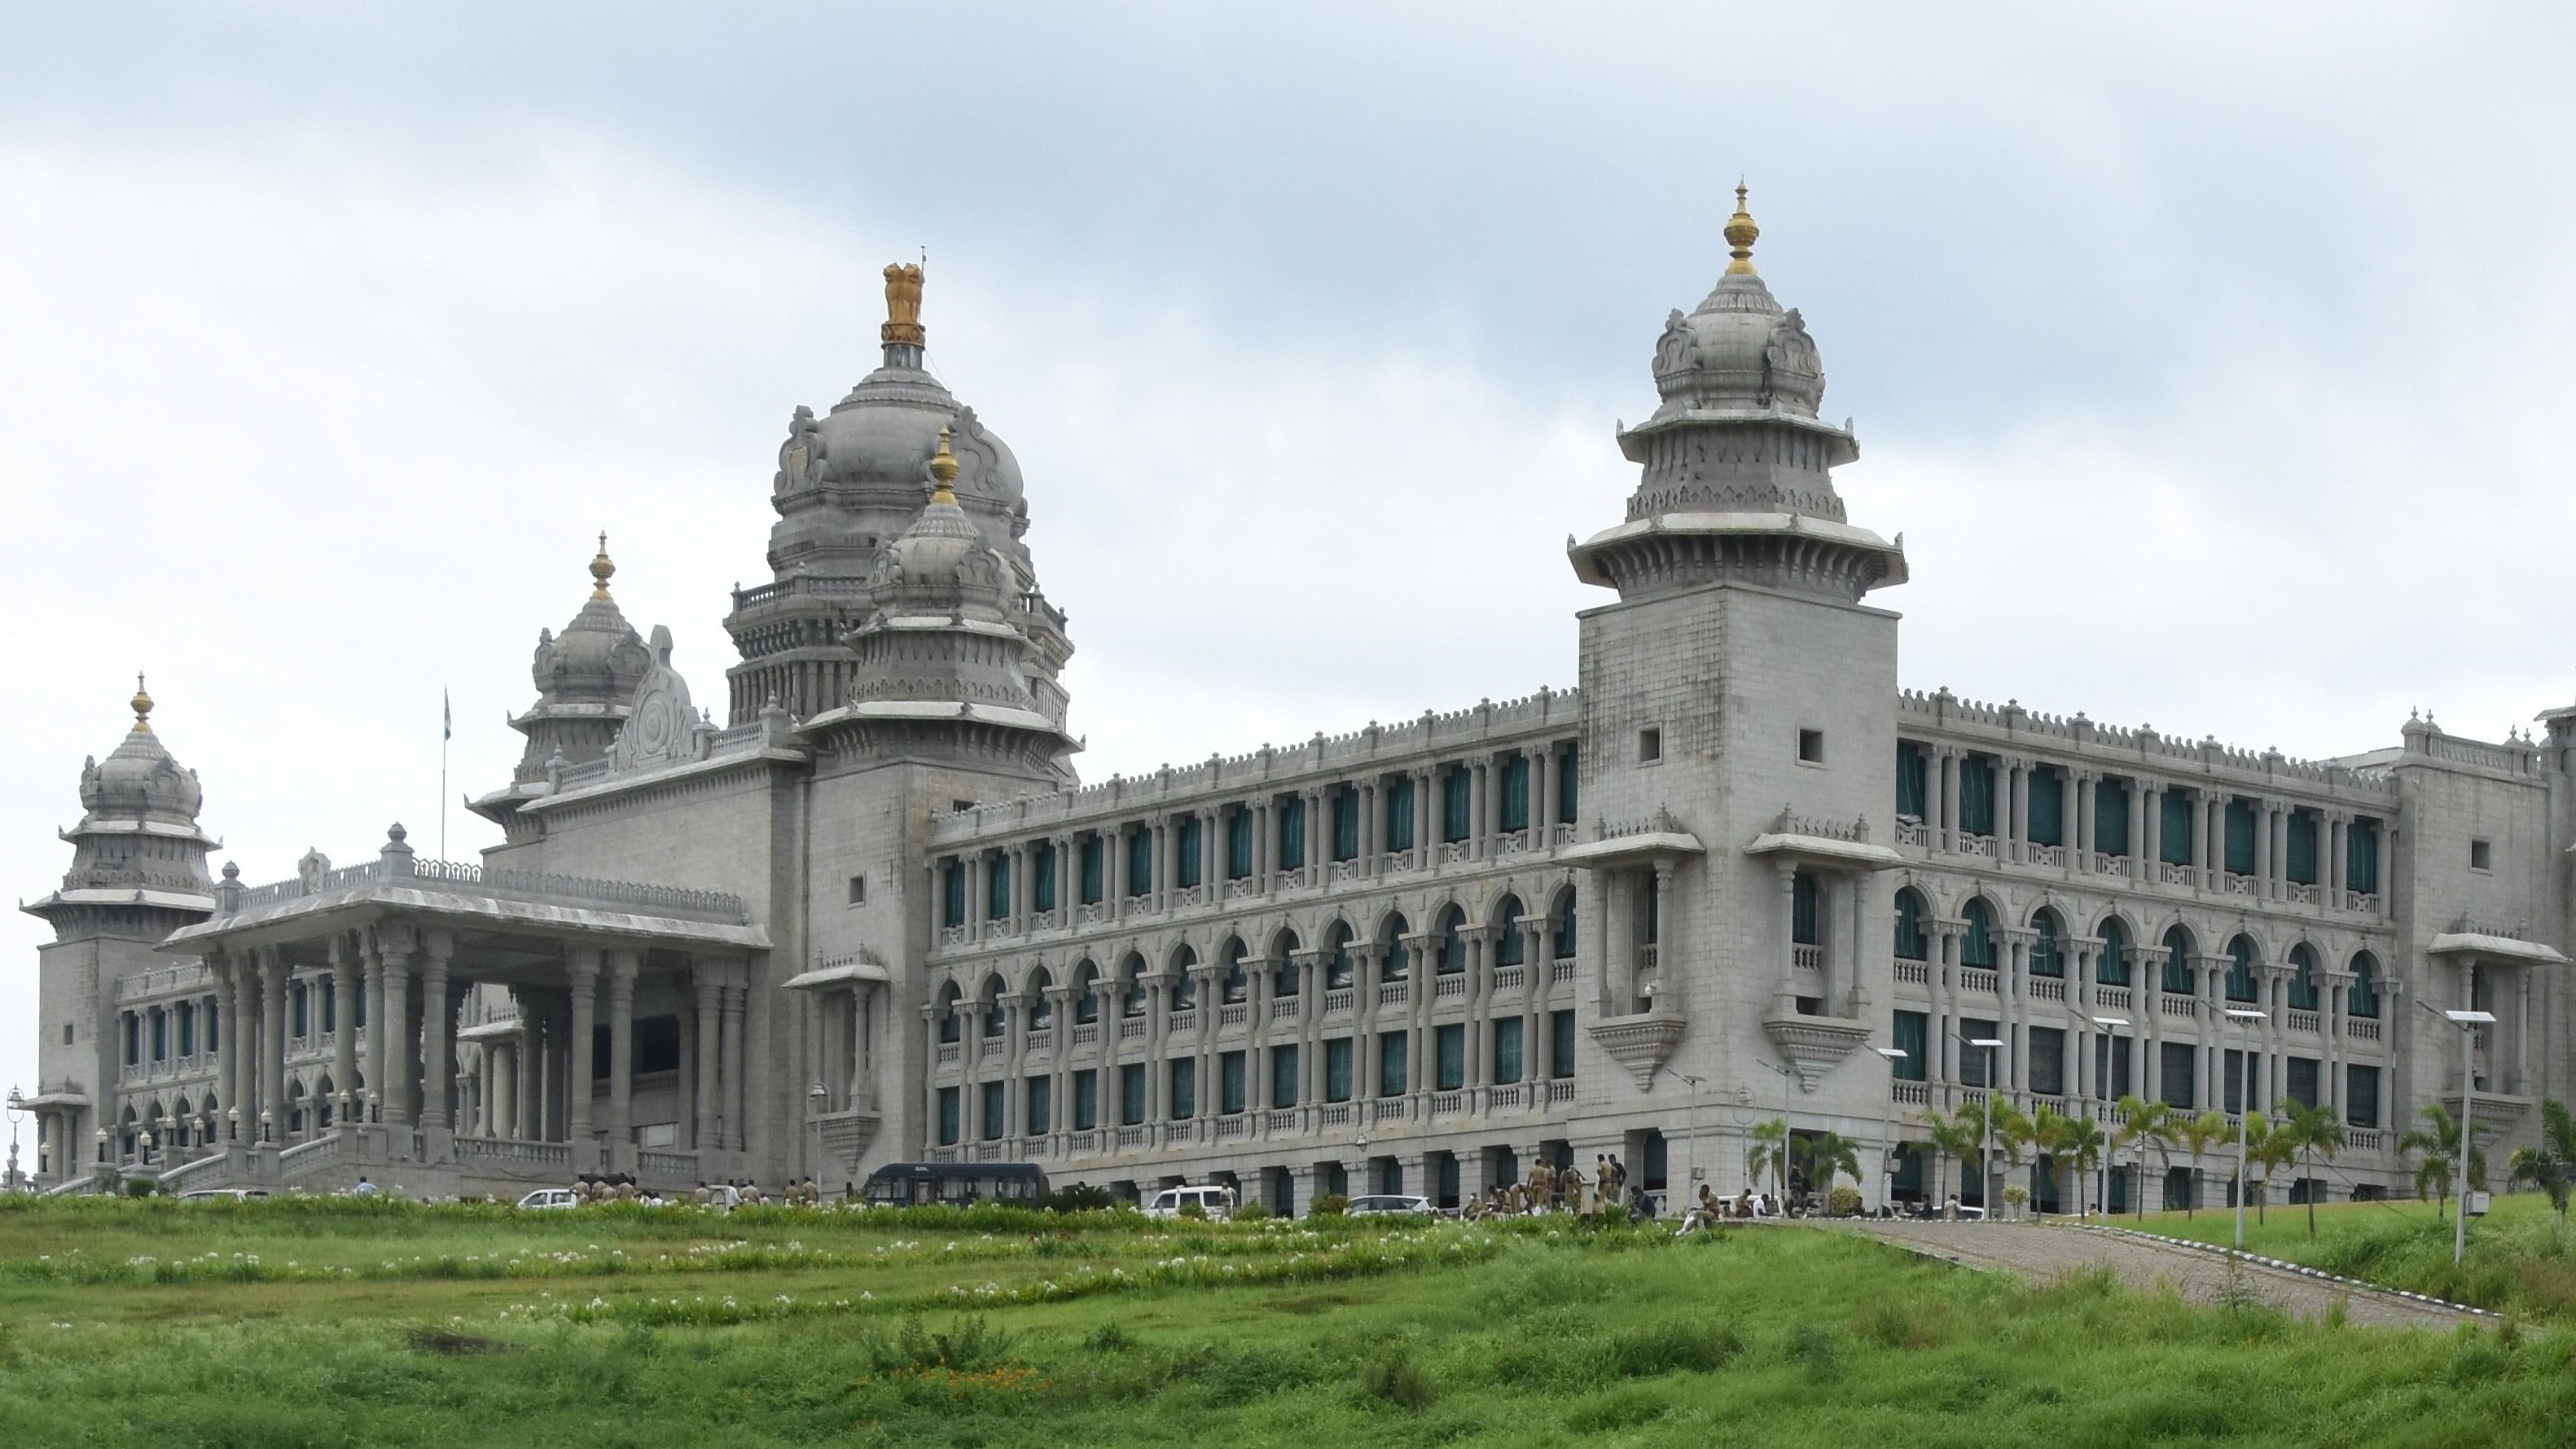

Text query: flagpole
(440, 688), (451, 864)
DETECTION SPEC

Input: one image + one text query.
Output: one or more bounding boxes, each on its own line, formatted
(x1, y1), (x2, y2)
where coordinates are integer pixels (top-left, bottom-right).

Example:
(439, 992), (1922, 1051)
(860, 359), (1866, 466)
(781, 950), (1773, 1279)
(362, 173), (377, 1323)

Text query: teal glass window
(1436, 910), (1465, 975)
(2287, 946), (2319, 1011)
(1959, 754), (1996, 836)
(1033, 841), (1057, 911)
(1073, 1069), (1098, 1130)
(1891, 1011), (1929, 1081)
(1499, 755), (1530, 832)
(2095, 779), (2131, 856)
(291, 983), (308, 1038)
(941, 859), (966, 927)
(1792, 871), (1820, 946)
(178, 1003), (195, 1056)
(1220, 1052), (1246, 1114)
(1331, 788), (1360, 862)
(2027, 767), (2065, 845)
(1551, 1009), (1576, 1078)
(1959, 1020), (1999, 1087)
(1277, 796), (1307, 869)
(1272, 935), (1301, 997)
(1025, 1077), (1051, 1134)
(1326, 925), (1354, 989)
(1435, 1024), (1465, 1091)
(1271, 1045), (1299, 1107)
(1896, 741), (1928, 818)
(2286, 811), (2319, 885)
(1961, 899), (1996, 968)
(1552, 894), (1577, 960)
(938, 996), (961, 1043)
(937, 1087), (960, 1145)
(319, 985), (334, 1034)
(1120, 1063), (1147, 1125)
(152, 1010), (168, 1060)
(2030, 911), (2064, 977)
(1894, 889), (1929, 961)
(1325, 1038), (1353, 1102)
(1380, 919), (1411, 981)
(1494, 895), (1525, 966)
(982, 992), (1006, 1038)
(985, 855), (1010, 920)
(2346, 1065), (2381, 1127)
(980, 1081), (1005, 1140)
(2161, 927), (2196, 995)
(1492, 1018), (1524, 1084)
(1073, 964), (1099, 1024)
(2222, 1048), (2249, 1115)
(2347, 952), (2381, 1018)
(1386, 778), (1416, 852)
(1126, 828), (1153, 897)
(2225, 936), (2257, 1003)
(1226, 810), (1253, 880)
(2225, 800), (2257, 875)
(2160, 791), (2194, 866)
(2348, 819), (2381, 894)
(1556, 745), (1579, 822)
(1442, 767), (1472, 843)
(1078, 836), (1104, 905)
(1175, 816), (1203, 889)
(2286, 1056), (2319, 1109)
(2096, 918), (2131, 986)
(2028, 1027), (2065, 1096)
(208, 1000), (222, 1050)
(1377, 1032), (1408, 1096)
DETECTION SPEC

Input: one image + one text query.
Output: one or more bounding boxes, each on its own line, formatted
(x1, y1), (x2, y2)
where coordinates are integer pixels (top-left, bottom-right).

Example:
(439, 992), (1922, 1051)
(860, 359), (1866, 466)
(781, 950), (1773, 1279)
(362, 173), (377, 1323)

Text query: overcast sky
(6, 3), (2574, 1102)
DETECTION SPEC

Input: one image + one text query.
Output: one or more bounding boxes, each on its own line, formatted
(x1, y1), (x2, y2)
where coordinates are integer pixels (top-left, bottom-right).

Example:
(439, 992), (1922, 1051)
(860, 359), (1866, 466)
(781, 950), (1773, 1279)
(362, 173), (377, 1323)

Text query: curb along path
(1849, 1219), (2482, 1331)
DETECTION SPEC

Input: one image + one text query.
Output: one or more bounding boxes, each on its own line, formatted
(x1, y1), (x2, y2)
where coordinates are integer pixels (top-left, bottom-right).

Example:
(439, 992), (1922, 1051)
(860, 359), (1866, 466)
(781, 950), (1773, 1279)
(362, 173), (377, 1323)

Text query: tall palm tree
(2399, 1101), (2493, 1222)
(2243, 1114), (2298, 1227)
(2272, 1102), (2346, 1236)
(1799, 1130), (1863, 1204)
(2173, 1111), (2232, 1218)
(2113, 1096), (2175, 1221)
(1745, 1117), (1790, 1201)
(1920, 1108), (1982, 1210)
(2507, 1098), (2576, 1223)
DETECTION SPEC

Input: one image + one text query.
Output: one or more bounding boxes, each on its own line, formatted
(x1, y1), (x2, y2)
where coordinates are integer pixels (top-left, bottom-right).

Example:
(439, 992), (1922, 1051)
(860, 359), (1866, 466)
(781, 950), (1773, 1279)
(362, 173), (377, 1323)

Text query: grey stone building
(24, 202), (2573, 1211)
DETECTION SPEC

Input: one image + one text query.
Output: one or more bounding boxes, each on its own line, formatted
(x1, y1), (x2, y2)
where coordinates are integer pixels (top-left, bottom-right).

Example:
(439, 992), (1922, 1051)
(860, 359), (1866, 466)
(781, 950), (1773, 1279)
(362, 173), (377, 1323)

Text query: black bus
(860, 1161), (1049, 1208)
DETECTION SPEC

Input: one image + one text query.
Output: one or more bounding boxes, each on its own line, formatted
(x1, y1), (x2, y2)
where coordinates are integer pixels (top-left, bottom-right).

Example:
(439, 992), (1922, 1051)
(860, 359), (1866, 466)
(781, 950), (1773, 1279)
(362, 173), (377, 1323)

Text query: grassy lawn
(2117, 1192), (2576, 1319)
(6, 1199), (2576, 1447)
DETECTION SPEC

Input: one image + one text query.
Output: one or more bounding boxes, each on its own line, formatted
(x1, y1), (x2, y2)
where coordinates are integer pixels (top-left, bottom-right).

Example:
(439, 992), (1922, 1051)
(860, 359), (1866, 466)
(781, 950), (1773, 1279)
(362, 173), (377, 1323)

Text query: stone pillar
(2194, 793), (2215, 889)
(566, 945), (600, 1168)
(222, 955), (252, 1130)
(2124, 782), (2145, 875)
(330, 938), (359, 1133)
(1938, 748), (1959, 852)
(605, 947), (639, 1170)
(1844, 871), (1873, 1017)
(516, 1004), (540, 1140)
(419, 933), (454, 1135)
(722, 968), (748, 1152)
(1534, 745), (1557, 846)
(2074, 773), (2096, 873)
(2255, 802), (2275, 898)
(362, 935), (387, 1122)
(260, 948), (289, 1141)
(2008, 761), (2030, 862)
(2141, 783), (2161, 873)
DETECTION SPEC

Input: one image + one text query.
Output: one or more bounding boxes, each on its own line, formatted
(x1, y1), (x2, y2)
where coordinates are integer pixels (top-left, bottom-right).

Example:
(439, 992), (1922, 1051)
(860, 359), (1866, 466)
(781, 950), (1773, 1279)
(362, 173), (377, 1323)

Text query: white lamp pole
(2442, 1008), (2497, 1266)
(1873, 1047), (1910, 1211)
(1677, 1072), (1705, 1217)
(2222, 1006), (2267, 1249)
(1968, 1037), (2003, 1216)
(2089, 1016), (2130, 1218)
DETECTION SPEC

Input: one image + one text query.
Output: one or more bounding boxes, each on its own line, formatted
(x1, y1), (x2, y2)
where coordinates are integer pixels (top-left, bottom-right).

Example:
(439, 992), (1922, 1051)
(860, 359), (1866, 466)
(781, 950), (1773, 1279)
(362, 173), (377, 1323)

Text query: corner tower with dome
(32, 201), (2574, 1216)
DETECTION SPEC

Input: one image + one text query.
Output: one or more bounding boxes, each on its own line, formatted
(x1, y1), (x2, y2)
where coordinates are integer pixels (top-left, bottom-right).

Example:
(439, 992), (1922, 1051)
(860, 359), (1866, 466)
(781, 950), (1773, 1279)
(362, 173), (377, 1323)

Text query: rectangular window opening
(847, 874), (867, 906)
(2471, 839), (2492, 872)
(1797, 728), (1825, 765)
(1638, 727), (1661, 764)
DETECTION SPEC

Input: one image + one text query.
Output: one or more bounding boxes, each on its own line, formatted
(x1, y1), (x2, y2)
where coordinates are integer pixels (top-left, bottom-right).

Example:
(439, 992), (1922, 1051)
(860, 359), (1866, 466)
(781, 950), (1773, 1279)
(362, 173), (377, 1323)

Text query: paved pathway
(1852, 1219), (2479, 1330)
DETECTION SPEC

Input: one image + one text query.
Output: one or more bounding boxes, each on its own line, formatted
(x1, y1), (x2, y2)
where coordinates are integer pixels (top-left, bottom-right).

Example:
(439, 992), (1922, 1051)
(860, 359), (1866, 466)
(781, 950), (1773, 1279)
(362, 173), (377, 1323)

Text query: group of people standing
(1460, 1155), (1643, 1218)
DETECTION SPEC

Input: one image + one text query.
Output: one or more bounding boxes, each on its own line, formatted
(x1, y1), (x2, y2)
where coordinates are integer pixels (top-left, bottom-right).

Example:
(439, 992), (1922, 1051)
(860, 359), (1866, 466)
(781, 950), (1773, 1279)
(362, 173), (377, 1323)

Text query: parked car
(1143, 1184), (1237, 1220)
(516, 1188), (582, 1210)
(1344, 1194), (1436, 1217)
(177, 1188), (269, 1203)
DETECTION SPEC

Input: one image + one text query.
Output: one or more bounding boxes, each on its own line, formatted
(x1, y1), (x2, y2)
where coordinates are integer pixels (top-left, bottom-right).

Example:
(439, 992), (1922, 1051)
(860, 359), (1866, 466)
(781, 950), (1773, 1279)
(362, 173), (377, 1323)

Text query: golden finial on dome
(882, 261), (927, 349)
(928, 426), (961, 503)
(590, 531), (616, 599)
(1724, 179), (1760, 275)
(131, 672), (154, 733)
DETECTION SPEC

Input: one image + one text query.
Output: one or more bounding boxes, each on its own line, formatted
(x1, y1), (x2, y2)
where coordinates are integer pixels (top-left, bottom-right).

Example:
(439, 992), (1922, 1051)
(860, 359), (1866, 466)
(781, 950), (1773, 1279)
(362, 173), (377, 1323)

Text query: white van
(1143, 1184), (1236, 1220)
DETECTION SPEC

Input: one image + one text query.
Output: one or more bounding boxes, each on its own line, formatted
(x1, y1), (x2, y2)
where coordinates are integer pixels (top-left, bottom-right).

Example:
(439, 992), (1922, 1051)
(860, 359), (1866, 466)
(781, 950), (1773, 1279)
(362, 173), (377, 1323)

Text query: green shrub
(1610, 1319), (1742, 1377)
(859, 1314), (1016, 1376)
(1829, 1185), (1863, 1218)
(1358, 1346), (1433, 1410)
(1787, 1323), (1842, 1378)
(1234, 1200), (1273, 1223)
(1042, 1183), (1115, 1213)
(1178, 1201), (1209, 1221)
(123, 1179), (156, 1199)
(1084, 1320), (1135, 1354)
(1595, 1203), (1630, 1227)
(1311, 1193), (1349, 1218)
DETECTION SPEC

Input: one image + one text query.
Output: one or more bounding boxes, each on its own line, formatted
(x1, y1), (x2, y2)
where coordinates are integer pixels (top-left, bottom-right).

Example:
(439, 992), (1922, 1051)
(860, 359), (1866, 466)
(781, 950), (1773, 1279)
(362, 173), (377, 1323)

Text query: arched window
(2161, 926), (2196, 995)
(1029, 968), (1055, 1029)
(1551, 890), (1578, 960)
(1961, 899), (1997, 968)
(1220, 938), (1249, 1004)
(2347, 951), (2381, 1019)
(1493, 894), (1526, 967)
(2286, 945), (2319, 1012)
(981, 975), (1007, 1038)
(1120, 955), (1148, 1018)
(1271, 929), (1301, 997)
(1171, 946), (1199, 1012)
(1894, 888), (1929, 962)
(1380, 915), (1411, 981)
(1073, 960), (1100, 1024)
(2224, 936), (2258, 1003)
(1325, 924), (1355, 990)
(2030, 908), (2065, 978)
(2096, 918), (2131, 986)
(937, 982), (963, 1043)
(1435, 906), (1467, 975)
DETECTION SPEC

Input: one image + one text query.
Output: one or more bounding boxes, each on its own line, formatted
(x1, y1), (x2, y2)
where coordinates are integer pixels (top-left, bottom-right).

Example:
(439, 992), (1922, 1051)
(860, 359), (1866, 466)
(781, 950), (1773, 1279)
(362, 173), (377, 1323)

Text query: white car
(516, 1188), (582, 1210)
(177, 1188), (269, 1203)
(1143, 1184), (1237, 1220)
(1345, 1193), (1436, 1217)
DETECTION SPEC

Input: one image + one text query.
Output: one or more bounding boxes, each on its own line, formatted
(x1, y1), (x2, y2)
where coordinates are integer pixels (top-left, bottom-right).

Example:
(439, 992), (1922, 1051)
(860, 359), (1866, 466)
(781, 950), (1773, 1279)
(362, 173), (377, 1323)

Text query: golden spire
(130, 673), (153, 732)
(590, 531), (616, 599)
(882, 261), (926, 349)
(1724, 179), (1760, 274)
(928, 426), (961, 504)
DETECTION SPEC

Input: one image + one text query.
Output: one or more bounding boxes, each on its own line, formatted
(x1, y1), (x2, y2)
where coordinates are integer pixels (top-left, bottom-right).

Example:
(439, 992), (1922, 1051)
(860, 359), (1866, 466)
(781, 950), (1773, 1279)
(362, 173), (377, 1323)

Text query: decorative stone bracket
(1586, 1012), (1686, 1090)
(1759, 1012), (1872, 1091)
(815, 1105), (883, 1175)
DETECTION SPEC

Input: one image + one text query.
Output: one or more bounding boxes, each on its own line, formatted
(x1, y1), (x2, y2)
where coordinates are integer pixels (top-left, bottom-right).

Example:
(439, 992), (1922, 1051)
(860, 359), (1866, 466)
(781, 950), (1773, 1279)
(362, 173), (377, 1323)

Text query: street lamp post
(1754, 1058), (1794, 1208)
(808, 1082), (828, 1195)
(2222, 1006), (2268, 1250)
(1968, 1038), (2003, 1218)
(1677, 1073), (1705, 1216)
(2089, 1016), (2130, 1218)
(6, 1086), (24, 1192)
(2427, 1005), (2499, 1265)
(1873, 1047), (1910, 1212)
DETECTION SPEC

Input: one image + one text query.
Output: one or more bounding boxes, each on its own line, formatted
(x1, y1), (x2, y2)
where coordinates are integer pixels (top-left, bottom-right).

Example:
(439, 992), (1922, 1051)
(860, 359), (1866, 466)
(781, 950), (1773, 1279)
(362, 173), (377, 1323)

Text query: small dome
(866, 428), (1012, 617)
(1646, 188), (1826, 420)
(532, 535), (650, 706)
(78, 677), (203, 827)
